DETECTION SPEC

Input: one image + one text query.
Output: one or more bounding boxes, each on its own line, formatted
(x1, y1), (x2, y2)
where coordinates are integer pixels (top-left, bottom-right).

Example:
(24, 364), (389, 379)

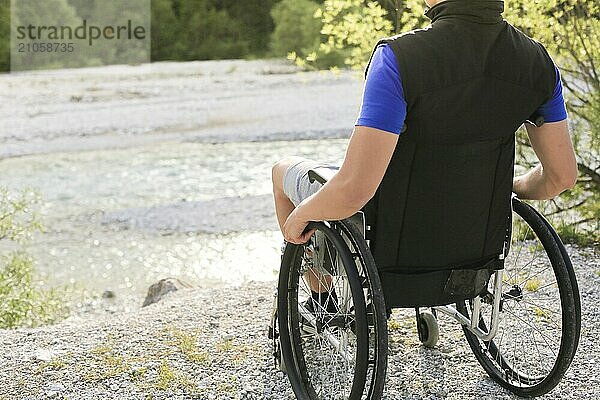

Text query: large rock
(142, 278), (193, 307)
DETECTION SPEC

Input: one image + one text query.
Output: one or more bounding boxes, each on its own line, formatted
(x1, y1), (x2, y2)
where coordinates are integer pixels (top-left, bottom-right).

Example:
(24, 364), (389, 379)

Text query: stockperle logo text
(15, 20), (147, 46)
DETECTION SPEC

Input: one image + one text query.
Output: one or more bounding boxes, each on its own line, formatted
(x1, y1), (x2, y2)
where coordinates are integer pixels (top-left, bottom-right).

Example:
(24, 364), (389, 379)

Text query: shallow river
(0, 59), (361, 307)
(0, 139), (346, 301)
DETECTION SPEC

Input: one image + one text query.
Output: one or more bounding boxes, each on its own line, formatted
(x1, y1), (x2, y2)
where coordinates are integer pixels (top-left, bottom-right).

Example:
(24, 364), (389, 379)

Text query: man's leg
(272, 157), (333, 294)
(271, 156), (301, 232)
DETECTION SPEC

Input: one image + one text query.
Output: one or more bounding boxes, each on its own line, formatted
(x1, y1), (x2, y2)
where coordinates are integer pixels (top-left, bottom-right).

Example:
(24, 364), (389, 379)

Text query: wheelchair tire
(278, 222), (370, 400)
(337, 219), (388, 400)
(457, 197), (580, 398)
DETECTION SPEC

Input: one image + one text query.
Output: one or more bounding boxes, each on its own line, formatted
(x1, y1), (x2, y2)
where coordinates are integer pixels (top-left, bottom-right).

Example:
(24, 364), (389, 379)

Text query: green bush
(10, 0), (85, 70)
(175, 0), (250, 61)
(213, 0), (280, 58)
(0, 188), (69, 329)
(506, 0), (599, 243)
(0, 0), (10, 72)
(151, 0), (180, 61)
(292, 0), (393, 70)
(0, 252), (69, 329)
(270, 0), (320, 59)
(270, 0), (347, 69)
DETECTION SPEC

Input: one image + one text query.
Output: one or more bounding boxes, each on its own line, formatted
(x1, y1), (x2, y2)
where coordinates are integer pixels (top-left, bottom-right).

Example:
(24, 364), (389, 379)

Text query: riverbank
(0, 244), (598, 400)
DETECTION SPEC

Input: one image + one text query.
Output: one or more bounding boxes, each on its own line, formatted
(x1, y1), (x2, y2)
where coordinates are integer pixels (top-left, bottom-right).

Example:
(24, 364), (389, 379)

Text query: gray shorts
(283, 157), (339, 206)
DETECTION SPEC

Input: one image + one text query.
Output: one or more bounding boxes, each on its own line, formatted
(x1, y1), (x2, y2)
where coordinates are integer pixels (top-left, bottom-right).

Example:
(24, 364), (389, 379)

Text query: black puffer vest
(363, 0), (557, 307)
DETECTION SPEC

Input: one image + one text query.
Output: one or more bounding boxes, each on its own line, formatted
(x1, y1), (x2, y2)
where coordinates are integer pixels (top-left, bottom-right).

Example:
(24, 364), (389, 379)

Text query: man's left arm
(282, 126), (398, 244)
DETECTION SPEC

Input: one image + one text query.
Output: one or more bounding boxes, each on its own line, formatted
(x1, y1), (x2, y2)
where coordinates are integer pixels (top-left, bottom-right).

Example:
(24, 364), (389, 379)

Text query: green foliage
(506, 0), (599, 241)
(0, 0), (9, 72)
(81, 0), (150, 66)
(0, 188), (41, 243)
(150, 0), (179, 61)
(0, 188), (68, 329)
(10, 0), (83, 70)
(0, 0), (282, 71)
(376, 0), (428, 34)
(270, 0), (321, 57)
(270, 0), (346, 69)
(64, 0), (95, 20)
(213, 0), (280, 57)
(294, 0), (393, 70)
(151, 0), (280, 62)
(0, 252), (69, 329)
(174, 0), (249, 60)
(397, 0), (428, 31)
(556, 220), (599, 247)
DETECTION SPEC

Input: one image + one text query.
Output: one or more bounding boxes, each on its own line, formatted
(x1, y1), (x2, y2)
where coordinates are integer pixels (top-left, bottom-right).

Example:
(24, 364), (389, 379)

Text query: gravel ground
(0, 245), (597, 400)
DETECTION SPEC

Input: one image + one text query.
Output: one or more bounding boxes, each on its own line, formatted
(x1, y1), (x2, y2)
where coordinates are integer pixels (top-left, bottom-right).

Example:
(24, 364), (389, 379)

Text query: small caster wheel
(418, 310), (439, 348)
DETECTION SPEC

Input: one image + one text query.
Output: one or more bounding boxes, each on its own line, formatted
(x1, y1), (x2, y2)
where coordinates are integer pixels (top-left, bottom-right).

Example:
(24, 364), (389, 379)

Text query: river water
(0, 59), (359, 305)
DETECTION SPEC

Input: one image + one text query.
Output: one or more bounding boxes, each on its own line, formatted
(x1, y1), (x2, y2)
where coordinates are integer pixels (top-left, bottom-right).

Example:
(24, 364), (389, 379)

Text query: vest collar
(425, 0), (504, 24)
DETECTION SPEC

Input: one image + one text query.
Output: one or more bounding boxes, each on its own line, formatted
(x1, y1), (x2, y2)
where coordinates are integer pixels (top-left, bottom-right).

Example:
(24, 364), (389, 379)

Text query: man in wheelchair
(270, 0), (579, 398)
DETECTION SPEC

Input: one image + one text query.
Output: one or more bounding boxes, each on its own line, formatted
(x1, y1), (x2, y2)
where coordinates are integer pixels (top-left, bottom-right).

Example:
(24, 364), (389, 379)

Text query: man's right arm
(513, 63), (577, 200)
(512, 119), (577, 200)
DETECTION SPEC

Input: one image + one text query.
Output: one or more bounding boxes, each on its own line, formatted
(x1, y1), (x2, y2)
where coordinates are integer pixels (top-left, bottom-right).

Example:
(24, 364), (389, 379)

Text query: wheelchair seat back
(364, 132), (514, 308)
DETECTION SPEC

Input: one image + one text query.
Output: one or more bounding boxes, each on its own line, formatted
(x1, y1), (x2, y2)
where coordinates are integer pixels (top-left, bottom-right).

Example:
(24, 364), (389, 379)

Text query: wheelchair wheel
(417, 310), (439, 349)
(277, 221), (383, 399)
(337, 219), (388, 399)
(457, 197), (580, 397)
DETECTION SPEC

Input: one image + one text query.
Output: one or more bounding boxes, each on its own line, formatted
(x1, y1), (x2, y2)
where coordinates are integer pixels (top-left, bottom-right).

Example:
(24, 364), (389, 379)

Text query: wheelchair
(269, 168), (581, 400)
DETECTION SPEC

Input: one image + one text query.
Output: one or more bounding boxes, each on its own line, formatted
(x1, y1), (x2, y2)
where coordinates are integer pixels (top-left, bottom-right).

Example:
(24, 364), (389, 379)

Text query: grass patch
(524, 278), (542, 292)
(513, 219), (536, 241)
(216, 374), (238, 395)
(214, 337), (259, 365)
(215, 338), (234, 352)
(83, 344), (131, 382)
(155, 361), (197, 392)
(388, 320), (402, 331)
(556, 222), (599, 247)
(217, 382), (236, 394)
(36, 355), (68, 374)
(532, 306), (552, 322)
(165, 326), (210, 365)
(129, 366), (148, 381)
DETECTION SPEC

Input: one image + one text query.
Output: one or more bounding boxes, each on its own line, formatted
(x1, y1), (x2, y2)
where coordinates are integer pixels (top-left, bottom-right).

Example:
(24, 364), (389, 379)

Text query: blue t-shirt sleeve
(535, 65), (568, 123)
(355, 44), (407, 135)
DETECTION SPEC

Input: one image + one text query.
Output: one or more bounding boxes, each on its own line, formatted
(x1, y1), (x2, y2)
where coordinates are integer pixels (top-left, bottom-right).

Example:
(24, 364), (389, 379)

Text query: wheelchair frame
(433, 269), (503, 342)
